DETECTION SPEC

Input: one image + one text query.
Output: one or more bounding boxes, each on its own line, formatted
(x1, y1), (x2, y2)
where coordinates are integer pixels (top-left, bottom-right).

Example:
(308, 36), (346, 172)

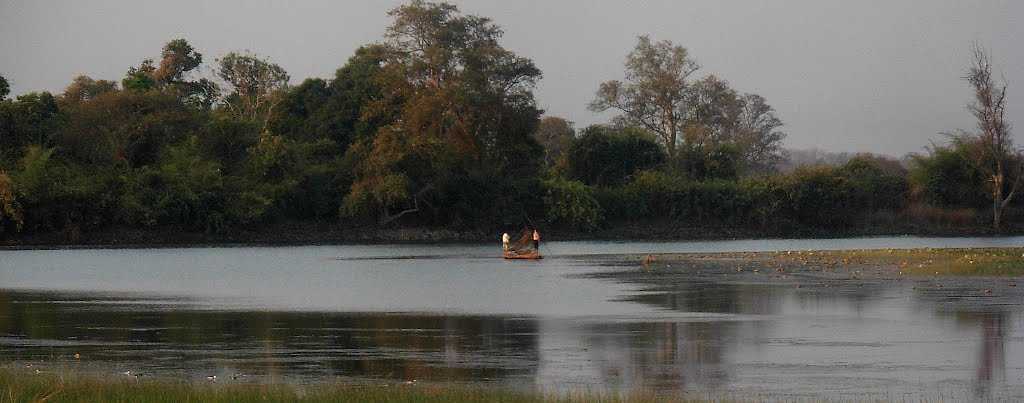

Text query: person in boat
(502, 232), (510, 252)
(532, 229), (540, 250)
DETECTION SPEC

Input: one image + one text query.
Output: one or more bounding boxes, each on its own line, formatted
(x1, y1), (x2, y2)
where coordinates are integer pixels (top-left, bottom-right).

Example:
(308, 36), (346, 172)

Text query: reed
(0, 369), (700, 403)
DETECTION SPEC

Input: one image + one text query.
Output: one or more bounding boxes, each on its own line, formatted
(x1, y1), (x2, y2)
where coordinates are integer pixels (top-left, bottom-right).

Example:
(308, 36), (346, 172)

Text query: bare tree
(962, 43), (1019, 231)
(589, 36), (699, 157)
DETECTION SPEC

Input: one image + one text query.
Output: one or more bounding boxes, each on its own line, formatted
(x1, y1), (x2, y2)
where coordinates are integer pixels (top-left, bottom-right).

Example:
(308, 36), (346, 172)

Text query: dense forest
(0, 1), (1020, 244)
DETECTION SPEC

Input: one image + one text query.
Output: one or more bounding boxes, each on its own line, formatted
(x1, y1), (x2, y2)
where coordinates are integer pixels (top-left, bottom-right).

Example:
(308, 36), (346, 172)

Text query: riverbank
(0, 369), (689, 403)
(2, 219), (1021, 249)
(620, 247), (1024, 277)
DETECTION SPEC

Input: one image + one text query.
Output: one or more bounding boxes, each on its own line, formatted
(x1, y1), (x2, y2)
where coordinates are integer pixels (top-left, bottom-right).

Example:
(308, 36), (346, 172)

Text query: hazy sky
(1, 0), (1021, 155)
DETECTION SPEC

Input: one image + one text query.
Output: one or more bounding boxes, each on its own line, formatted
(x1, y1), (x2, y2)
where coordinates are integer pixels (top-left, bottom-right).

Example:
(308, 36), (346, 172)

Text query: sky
(1, 0), (1021, 156)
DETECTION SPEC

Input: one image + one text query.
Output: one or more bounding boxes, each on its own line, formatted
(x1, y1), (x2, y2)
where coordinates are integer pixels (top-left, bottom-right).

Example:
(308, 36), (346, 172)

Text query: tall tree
(959, 44), (1019, 231)
(216, 51), (289, 126)
(153, 39), (203, 85)
(589, 36), (699, 157)
(0, 74), (9, 100)
(267, 44), (391, 150)
(682, 76), (786, 174)
(155, 39), (219, 109)
(533, 116), (575, 167)
(61, 75), (118, 103)
(733, 93), (786, 172)
(343, 0), (543, 226)
(120, 39), (219, 109)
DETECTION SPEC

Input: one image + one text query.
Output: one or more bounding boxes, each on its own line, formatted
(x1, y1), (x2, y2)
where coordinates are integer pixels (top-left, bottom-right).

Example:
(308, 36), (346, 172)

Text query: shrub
(564, 125), (665, 187)
(542, 177), (604, 231)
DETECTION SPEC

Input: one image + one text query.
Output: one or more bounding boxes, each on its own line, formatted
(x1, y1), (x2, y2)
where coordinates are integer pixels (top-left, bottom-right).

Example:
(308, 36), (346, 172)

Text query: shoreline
(2, 221), (1021, 250)
(605, 247), (1024, 278)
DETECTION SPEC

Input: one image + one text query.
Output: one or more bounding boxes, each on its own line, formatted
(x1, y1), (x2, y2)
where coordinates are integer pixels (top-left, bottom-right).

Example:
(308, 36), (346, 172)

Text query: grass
(0, 369), (700, 403)
(763, 247), (1024, 277)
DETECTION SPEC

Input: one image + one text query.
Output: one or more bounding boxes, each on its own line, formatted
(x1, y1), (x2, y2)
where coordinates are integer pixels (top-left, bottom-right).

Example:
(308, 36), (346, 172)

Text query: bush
(0, 171), (22, 236)
(564, 125), (665, 187)
(779, 165), (853, 228)
(542, 177), (604, 231)
(14, 146), (123, 237)
(910, 144), (987, 208)
(841, 155), (909, 211)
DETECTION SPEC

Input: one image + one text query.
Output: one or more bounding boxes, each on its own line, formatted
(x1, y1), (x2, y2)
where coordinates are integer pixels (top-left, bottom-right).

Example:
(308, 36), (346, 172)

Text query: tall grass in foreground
(0, 369), (699, 403)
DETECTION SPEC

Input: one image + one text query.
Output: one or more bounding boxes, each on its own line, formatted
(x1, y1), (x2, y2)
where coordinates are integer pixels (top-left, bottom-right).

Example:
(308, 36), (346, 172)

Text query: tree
(840, 154), (908, 211)
(0, 171), (22, 235)
(153, 39), (203, 85)
(155, 39), (219, 109)
(57, 90), (200, 167)
(533, 116), (575, 167)
(565, 125), (665, 187)
(62, 75), (118, 103)
(122, 59), (157, 91)
(734, 93), (787, 172)
(957, 44), (1018, 231)
(684, 76), (786, 174)
(0, 92), (60, 157)
(267, 45), (391, 151)
(0, 74), (9, 100)
(121, 39), (219, 109)
(343, 0), (544, 227)
(589, 36), (699, 157)
(216, 51), (289, 125)
(910, 141), (987, 208)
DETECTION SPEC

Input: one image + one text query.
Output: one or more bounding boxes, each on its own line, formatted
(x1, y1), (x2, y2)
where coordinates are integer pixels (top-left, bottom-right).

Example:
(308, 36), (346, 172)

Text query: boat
(503, 249), (542, 260)
(503, 229), (542, 260)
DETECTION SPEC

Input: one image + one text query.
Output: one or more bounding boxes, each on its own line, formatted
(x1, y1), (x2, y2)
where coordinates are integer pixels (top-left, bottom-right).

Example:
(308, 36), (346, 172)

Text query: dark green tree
(0, 74), (9, 100)
(565, 125), (665, 187)
(343, 1), (544, 227)
(910, 141), (988, 208)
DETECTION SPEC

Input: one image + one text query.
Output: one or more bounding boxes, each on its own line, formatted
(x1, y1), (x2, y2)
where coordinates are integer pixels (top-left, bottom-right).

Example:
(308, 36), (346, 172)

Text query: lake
(2, 236), (1024, 400)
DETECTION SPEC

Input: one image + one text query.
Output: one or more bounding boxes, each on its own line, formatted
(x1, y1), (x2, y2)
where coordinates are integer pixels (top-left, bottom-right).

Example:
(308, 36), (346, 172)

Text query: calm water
(2, 236), (1024, 400)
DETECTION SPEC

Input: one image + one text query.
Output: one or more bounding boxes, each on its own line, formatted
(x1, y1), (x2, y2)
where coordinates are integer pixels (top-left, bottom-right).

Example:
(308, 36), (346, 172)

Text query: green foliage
(199, 115), (261, 172)
(216, 51), (289, 123)
(147, 137), (230, 232)
(268, 46), (389, 151)
(122, 59), (157, 91)
(0, 8), (1007, 241)
(595, 163), (904, 231)
(344, 1), (545, 228)
(0, 170), (22, 235)
(56, 90), (201, 167)
(670, 142), (742, 181)
(0, 92), (61, 158)
(534, 116), (575, 167)
(1, 367), (675, 403)
(910, 143), (987, 208)
(565, 125), (665, 187)
(0, 73), (9, 100)
(13, 146), (122, 236)
(61, 75), (118, 104)
(542, 177), (603, 231)
(840, 154), (909, 211)
(780, 165), (853, 227)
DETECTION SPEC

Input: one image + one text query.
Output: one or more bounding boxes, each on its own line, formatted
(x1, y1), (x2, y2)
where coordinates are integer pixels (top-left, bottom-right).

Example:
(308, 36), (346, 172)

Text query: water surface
(2, 236), (1023, 400)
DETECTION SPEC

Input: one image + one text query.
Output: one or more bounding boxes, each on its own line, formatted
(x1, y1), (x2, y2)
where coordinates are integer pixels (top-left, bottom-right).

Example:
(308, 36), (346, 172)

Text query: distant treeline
(0, 1), (1018, 243)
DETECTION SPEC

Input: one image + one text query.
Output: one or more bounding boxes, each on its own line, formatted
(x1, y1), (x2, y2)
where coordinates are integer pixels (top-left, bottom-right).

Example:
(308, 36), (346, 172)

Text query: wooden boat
(503, 249), (542, 260)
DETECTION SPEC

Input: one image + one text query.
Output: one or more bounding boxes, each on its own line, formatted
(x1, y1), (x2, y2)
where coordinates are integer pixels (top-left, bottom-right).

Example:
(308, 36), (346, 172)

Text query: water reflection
(2, 241), (1024, 399)
(0, 291), (542, 384)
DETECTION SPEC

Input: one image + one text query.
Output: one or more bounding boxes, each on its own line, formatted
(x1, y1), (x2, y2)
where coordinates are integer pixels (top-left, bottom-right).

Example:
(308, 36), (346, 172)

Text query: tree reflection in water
(2, 269), (1023, 399)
